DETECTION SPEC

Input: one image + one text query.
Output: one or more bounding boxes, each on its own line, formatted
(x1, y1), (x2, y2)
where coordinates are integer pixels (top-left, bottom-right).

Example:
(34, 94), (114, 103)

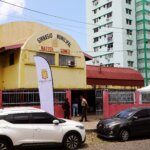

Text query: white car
(0, 107), (86, 150)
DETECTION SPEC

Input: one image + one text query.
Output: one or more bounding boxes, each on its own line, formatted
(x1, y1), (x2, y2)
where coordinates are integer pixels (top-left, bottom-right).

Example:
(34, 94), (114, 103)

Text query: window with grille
(126, 8), (132, 15)
(126, 0), (131, 4)
(2, 90), (66, 106)
(127, 40), (133, 45)
(37, 52), (55, 65)
(59, 55), (75, 67)
(126, 19), (132, 25)
(128, 61), (134, 67)
(127, 29), (132, 35)
(142, 93), (150, 103)
(109, 91), (134, 104)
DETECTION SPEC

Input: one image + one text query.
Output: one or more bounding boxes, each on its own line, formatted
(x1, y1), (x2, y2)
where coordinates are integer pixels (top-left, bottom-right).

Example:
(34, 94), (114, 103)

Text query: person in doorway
(79, 95), (88, 122)
(62, 98), (70, 119)
(72, 97), (79, 117)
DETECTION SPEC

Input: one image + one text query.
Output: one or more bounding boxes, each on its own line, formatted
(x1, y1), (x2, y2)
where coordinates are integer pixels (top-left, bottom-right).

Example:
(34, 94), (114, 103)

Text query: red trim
(83, 52), (92, 61)
(0, 44), (22, 53)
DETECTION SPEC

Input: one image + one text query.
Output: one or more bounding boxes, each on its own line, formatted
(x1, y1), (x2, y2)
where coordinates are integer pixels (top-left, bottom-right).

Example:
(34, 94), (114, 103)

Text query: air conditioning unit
(68, 60), (75, 67)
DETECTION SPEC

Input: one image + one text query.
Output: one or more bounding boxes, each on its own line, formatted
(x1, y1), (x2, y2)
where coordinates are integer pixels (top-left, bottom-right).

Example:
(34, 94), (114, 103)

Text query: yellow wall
(0, 22), (86, 90)
(0, 50), (20, 89)
(0, 22), (47, 47)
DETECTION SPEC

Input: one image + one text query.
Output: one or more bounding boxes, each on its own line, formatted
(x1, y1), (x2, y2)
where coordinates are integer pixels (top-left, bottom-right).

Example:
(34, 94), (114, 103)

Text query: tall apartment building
(136, 0), (150, 85)
(86, 0), (137, 69)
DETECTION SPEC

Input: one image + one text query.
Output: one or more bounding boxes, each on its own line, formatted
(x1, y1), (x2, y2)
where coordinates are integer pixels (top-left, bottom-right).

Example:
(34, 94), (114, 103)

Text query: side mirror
(53, 119), (59, 125)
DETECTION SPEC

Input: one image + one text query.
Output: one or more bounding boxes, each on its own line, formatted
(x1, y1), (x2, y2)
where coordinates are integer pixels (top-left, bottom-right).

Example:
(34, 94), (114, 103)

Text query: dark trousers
(80, 107), (87, 121)
(64, 110), (70, 119)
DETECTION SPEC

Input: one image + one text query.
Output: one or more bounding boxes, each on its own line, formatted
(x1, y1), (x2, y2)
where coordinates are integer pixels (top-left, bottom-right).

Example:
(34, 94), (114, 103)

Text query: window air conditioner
(68, 60), (75, 67)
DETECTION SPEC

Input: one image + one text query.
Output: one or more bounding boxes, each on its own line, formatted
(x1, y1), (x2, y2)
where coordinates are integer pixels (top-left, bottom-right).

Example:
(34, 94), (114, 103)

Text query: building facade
(0, 22), (86, 117)
(136, 0), (150, 86)
(86, 0), (137, 69)
(0, 21), (145, 118)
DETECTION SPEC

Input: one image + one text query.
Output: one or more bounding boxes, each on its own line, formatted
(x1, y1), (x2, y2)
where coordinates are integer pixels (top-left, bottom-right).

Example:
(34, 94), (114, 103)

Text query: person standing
(79, 95), (88, 122)
(72, 97), (79, 117)
(62, 98), (70, 119)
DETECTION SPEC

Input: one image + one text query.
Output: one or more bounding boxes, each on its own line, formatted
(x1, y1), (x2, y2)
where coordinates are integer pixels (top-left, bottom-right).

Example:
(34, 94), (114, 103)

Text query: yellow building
(0, 21), (86, 117)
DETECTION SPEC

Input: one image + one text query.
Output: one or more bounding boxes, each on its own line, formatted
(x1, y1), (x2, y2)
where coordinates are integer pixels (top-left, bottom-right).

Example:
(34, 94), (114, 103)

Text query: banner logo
(41, 69), (48, 79)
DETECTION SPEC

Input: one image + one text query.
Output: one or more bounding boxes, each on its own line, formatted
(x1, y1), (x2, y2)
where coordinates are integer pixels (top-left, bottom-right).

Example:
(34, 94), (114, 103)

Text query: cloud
(0, 0), (26, 20)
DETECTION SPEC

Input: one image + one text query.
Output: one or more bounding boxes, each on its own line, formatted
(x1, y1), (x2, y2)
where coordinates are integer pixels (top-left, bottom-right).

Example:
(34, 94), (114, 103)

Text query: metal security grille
(109, 91), (135, 104)
(2, 89), (40, 106)
(141, 93), (150, 104)
(2, 89), (66, 107)
(54, 90), (66, 104)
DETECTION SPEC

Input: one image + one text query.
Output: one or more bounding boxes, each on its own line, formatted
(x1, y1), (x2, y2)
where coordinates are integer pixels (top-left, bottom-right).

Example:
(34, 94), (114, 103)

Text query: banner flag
(34, 56), (54, 115)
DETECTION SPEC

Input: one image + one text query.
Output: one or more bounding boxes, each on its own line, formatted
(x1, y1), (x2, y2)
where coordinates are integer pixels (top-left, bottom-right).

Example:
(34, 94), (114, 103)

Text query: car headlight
(76, 125), (84, 130)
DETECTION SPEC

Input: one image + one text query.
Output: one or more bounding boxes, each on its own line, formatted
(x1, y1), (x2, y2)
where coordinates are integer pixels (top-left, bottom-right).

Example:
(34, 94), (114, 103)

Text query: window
(128, 61), (134, 67)
(2, 89), (40, 107)
(94, 37), (99, 43)
(54, 90), (66, 104)
(127, 50), (133, 56)
(94, 27), (98, 33)
(93, 18), (99, 23)
(127, 29), (132, 35)
(127, 40), (133, 45)
(93, 9), (97, 14)
(107, 12), (112, 18)
(126, 19), (132, 25)
(2, 90), (66, 106)
(107, 2), (112, 8)
(107, 43), (113, 51)
(142, 93), (150, 103)
(37, 52), (55, 65)
(126, 8), (132, 15)
(93, 0), (99, 6)
(107, 33), (113, 42)
(9, 53), (14, 65)
(109, 91), (134, 104)
(134, 110), (150, 118)
(12, 113), (30, 124)
(31, 112), (56, 124)
(59, 55), (75, 66)
(126, 0), (131, 4)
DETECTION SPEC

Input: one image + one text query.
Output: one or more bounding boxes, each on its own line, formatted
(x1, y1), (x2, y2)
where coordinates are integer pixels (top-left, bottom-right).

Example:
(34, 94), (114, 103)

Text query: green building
(136, 0), (150, 85)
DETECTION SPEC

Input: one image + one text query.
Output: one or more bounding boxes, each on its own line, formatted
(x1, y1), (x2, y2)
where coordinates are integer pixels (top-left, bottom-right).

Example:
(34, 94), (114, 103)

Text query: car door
(131, 109), (150, 136)
(6, 113), (34, 145)
(32, 112), (63, 143)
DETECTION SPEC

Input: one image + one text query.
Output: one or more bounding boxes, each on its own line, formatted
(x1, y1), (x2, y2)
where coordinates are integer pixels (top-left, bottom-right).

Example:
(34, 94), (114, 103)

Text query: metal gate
(95, 89), (103, 115)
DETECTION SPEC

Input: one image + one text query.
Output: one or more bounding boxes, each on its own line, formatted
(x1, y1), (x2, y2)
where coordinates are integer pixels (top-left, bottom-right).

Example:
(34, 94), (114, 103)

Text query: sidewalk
(72, 114), (102, 131)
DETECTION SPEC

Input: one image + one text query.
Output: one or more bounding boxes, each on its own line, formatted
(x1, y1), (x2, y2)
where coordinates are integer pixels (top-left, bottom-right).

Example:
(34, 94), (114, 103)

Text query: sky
(0, 0), (87, 51)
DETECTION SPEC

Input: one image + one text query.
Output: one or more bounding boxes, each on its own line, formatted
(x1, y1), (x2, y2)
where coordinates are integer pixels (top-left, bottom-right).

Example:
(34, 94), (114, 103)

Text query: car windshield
(115, 109), (137, 119)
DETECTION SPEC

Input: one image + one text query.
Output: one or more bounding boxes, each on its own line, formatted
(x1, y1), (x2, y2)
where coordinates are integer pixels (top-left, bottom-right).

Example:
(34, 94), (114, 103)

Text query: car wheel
(63, 133), (81, 150)
(0, 140), (12, 150)
(119, 129), (129, 141)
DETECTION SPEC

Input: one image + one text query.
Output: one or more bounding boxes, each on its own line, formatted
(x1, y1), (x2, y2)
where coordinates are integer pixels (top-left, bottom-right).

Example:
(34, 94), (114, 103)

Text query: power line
(0, 0), (137, 31)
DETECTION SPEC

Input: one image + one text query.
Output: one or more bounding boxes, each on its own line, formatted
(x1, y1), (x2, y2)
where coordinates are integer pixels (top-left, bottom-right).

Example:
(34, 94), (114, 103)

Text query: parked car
(97, 107), (150, 141)
(0, 107), (86, 150)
